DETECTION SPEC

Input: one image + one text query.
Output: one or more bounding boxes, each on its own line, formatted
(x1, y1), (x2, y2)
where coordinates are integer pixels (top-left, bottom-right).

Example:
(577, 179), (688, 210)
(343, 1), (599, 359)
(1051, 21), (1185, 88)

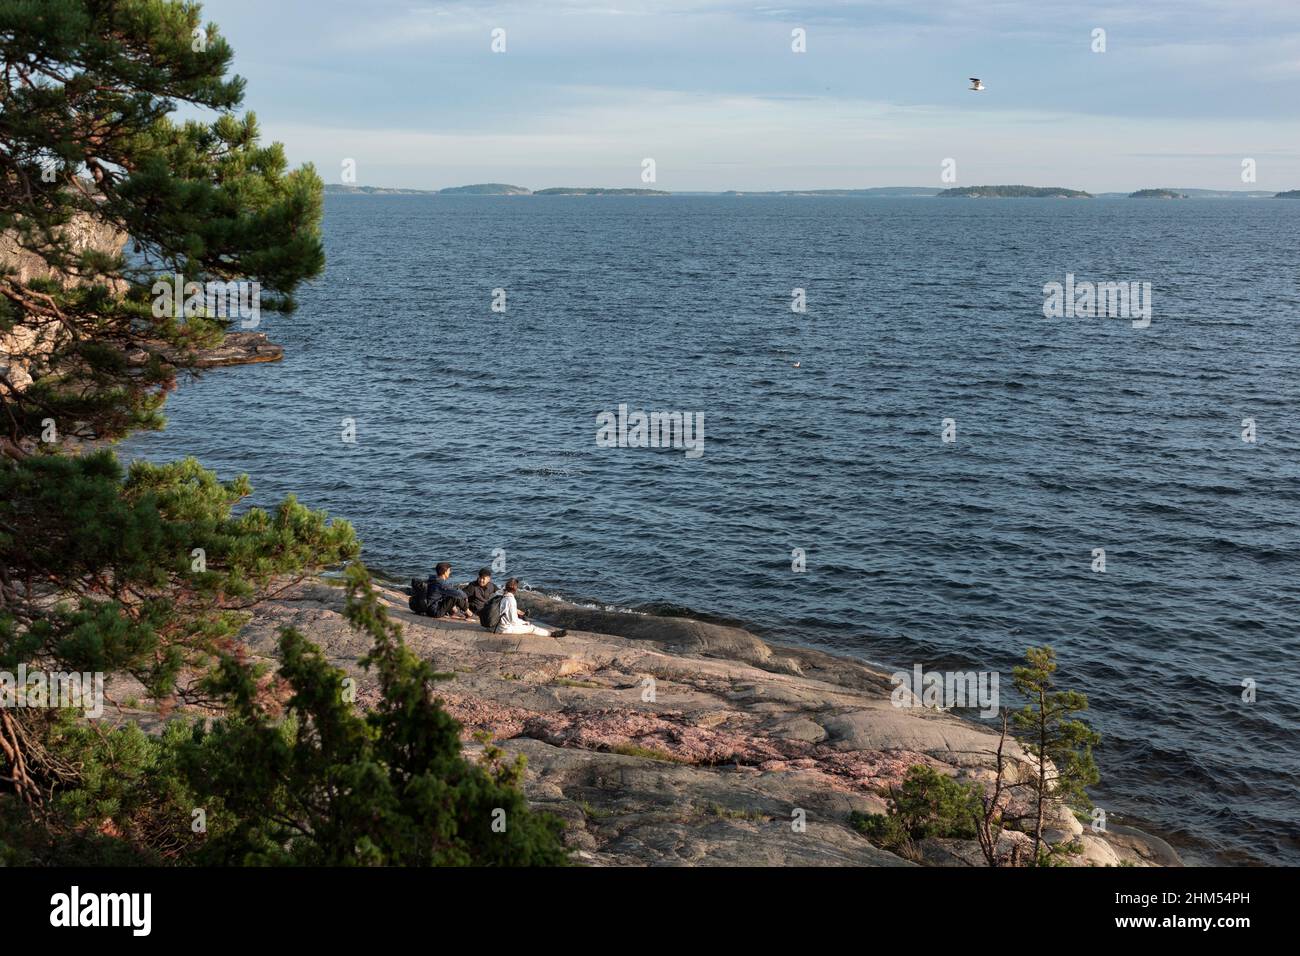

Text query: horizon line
(324, 183), (1293, 196)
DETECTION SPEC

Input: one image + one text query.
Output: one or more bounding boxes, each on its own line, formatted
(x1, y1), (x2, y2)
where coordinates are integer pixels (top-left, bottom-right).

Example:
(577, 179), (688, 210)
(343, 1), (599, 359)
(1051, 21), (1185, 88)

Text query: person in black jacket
(426, 562), (473, 620)
(462, 568), (498, 615)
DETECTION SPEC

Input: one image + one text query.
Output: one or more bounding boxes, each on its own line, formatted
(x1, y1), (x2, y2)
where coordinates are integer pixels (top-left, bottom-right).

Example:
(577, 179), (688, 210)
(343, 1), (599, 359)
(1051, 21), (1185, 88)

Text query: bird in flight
(969, 77), (986, 91)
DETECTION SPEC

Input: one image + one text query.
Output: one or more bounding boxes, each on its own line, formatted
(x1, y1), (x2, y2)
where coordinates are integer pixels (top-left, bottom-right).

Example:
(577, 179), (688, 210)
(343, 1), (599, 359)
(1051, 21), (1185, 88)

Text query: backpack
(409, 578), (429, 615)
(479, 593), (504, 630)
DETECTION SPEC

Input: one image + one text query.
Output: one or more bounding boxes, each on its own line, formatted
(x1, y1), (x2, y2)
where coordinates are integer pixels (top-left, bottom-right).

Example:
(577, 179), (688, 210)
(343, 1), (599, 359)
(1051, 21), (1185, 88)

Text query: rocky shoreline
(108, 579), (1180, 867)
(127, 330), (284, 368)
(4, 328), (282, 397)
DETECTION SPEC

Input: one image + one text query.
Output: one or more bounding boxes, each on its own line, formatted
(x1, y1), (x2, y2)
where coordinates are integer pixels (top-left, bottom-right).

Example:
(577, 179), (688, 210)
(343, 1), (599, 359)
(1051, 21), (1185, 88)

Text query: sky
(195, 0), (1300, 192)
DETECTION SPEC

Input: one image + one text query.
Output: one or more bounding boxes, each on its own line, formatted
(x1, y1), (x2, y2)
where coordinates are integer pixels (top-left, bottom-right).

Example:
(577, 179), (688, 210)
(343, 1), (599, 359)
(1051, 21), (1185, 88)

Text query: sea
(119, 193), (1300, 866)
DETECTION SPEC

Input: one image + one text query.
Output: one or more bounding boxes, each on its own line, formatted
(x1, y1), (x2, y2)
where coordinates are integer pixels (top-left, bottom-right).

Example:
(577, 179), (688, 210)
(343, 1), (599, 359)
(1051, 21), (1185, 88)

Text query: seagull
(969, 77), (986, 91)
(792, 361), (801, 368)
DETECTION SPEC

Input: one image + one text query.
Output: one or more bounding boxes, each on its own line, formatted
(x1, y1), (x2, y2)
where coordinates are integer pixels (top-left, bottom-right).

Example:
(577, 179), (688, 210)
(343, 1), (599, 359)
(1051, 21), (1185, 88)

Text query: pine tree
(0, 446), (364, 797)
(1, 0), (339, 799)
(1012, 646), (1101, 864)
(1, 0), (323, 454)
(1, 2), (568, 865)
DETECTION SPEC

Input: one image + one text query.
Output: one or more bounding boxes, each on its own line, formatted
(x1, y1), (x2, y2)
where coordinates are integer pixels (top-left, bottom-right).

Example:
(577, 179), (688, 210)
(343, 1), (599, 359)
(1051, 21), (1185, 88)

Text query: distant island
(323, 184), (438, 195)
(938, 185), (1092, 199)
(323, 183), (668, 197)
(1129, 188), (1188, 199)
(1097, 188), (1276, 199)
(533, 187), (669, 196)
(719, 187), (943, 197)
(323, 182), (1296, 200)
(438, 183), (531, 195)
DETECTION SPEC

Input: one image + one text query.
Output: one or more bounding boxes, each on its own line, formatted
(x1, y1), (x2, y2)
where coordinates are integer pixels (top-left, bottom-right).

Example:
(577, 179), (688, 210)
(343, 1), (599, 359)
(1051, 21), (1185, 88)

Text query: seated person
(426, 562), (474, 620)
(462, 568), (498, 615)
(495, 578), (566, 638)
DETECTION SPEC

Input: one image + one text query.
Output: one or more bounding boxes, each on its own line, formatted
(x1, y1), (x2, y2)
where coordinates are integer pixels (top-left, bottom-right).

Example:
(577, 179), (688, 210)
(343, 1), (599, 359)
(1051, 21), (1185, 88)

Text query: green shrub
(851, 765), (981, 857)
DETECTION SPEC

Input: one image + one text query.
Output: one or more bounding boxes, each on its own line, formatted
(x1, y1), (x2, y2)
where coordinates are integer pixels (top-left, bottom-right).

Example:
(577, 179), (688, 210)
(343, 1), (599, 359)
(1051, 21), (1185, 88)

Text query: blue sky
(198, 0), (1300, 191)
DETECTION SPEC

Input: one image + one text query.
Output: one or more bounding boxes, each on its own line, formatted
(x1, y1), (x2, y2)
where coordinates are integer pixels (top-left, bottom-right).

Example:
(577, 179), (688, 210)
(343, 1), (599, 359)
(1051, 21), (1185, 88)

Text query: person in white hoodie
(495, 578), (567, 638)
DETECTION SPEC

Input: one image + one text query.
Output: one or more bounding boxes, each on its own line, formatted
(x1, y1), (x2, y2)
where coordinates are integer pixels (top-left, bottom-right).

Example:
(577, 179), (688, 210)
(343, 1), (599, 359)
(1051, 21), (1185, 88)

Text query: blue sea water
(119, 194), (1300, 865)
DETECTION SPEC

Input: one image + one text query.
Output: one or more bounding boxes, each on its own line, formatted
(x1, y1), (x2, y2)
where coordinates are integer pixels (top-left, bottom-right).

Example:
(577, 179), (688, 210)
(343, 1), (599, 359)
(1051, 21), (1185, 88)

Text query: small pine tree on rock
(1013, 646), (1101, 864)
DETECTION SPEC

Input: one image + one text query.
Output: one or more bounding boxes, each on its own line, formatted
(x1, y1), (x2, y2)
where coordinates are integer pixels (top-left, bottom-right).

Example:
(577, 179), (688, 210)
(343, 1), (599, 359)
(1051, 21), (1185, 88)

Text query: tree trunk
(1032, 688), (1047, 863)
